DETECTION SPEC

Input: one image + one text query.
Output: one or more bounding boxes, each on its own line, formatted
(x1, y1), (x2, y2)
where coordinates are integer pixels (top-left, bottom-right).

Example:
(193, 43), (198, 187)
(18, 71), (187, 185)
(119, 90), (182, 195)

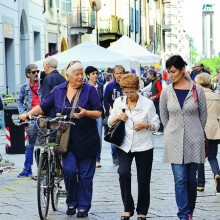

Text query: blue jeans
(96, 117), (103, 162)
(197, 139), (220, 187)
(23, 122), (38, 172)
(111, 144), (118, 160)
(171, 163), (198, 220)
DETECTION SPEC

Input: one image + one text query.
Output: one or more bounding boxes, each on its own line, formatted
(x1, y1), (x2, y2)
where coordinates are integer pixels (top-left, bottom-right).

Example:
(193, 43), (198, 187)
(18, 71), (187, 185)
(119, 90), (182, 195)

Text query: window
(62, 0), (71, 13)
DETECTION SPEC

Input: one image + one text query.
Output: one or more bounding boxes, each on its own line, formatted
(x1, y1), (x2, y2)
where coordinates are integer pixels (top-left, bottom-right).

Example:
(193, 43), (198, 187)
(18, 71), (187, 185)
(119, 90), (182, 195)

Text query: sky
(183, 0), (220, 55)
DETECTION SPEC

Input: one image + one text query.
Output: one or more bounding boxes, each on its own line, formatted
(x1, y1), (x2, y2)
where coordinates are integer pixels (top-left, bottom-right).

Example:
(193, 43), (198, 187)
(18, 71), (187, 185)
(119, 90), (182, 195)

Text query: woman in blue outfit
(19, 62), (102, 218)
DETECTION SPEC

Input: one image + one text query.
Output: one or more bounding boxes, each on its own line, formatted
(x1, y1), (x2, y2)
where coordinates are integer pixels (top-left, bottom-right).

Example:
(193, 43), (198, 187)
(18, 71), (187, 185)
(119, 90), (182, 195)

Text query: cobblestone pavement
(0, 129), (220, 220)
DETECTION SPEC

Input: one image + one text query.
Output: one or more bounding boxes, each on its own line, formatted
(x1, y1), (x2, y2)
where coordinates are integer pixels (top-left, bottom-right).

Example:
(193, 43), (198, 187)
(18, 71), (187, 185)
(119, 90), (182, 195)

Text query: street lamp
(89, 0), (101, 45)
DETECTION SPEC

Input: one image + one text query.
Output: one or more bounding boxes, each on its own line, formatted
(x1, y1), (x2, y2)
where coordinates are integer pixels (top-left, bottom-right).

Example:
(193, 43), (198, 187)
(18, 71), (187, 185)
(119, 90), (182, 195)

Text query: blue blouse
(174, 89), (189, 109)
(40, 82), (102, 159)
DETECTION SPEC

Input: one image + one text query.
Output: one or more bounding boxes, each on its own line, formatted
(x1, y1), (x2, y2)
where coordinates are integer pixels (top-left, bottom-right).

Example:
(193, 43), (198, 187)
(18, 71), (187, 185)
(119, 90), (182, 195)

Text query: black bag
(104, 109), (125, 146)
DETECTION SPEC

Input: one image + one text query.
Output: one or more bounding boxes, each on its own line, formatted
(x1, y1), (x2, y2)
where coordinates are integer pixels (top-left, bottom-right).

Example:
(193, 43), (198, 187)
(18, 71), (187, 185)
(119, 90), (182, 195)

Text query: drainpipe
(134, 0), (136, 42)
(139, 0), (142, 44)
(128, 0), (131, 37)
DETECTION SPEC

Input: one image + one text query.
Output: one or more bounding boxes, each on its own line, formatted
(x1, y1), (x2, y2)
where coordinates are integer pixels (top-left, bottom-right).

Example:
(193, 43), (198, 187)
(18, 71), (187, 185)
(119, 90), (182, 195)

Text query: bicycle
(12, 114), (74, 220)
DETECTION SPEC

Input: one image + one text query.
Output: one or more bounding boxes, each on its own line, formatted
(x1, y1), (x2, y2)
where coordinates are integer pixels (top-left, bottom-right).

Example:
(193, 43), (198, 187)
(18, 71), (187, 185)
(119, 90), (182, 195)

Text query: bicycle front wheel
(37, 154), (50, 220)
(51, 155), (62, 211)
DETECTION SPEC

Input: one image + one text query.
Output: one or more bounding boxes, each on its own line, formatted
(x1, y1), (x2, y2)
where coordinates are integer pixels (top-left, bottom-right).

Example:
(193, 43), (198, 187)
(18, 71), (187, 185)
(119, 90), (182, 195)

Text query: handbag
(192, 83), (209, 158)
(53, 88), (82, 155)
(104, 109), (125, 146)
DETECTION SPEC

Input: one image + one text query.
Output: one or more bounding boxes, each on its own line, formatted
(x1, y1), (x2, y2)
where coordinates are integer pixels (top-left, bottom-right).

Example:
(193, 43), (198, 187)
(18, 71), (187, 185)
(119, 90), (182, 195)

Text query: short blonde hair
(66, 63), (83, 76)
(195, 73), (212, 88)
(119, 73), (139, 90)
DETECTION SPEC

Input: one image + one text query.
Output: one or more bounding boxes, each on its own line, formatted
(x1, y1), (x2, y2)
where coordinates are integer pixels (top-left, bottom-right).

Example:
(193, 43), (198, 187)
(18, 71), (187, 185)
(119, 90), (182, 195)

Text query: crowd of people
(12, 54), (220, 220)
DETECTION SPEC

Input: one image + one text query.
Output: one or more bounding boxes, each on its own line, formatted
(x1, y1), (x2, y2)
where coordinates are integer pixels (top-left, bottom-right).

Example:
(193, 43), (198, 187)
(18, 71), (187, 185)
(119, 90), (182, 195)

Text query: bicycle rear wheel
(37, 154), (50, 220)
(51, 155), (62, 211)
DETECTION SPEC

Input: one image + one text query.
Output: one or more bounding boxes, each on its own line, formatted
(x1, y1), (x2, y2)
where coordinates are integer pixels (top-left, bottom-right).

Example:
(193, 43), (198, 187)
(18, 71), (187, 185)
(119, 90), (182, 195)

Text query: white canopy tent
(107, 35), (160, 65)
(34, 41), (139, 73)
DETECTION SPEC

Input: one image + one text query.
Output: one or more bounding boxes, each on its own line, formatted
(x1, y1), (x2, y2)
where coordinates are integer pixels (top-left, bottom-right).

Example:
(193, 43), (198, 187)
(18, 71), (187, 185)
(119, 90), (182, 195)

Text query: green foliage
(198, 57), (220, 77)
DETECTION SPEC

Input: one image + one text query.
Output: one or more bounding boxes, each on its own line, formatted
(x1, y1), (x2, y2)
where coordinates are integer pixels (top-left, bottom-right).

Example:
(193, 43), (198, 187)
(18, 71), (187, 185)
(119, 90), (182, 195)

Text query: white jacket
(108, 94), (160, 153)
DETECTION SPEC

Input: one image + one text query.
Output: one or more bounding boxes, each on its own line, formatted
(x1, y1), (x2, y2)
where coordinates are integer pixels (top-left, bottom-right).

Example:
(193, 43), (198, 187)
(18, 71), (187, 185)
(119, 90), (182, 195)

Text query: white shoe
(153, 131), (164, 135)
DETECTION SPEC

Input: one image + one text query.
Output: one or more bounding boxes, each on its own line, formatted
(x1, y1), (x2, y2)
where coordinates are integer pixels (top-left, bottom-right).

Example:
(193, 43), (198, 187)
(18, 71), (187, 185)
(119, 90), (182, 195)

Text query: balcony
(67, 7), (95, 35)
(99, 15), (124, 47)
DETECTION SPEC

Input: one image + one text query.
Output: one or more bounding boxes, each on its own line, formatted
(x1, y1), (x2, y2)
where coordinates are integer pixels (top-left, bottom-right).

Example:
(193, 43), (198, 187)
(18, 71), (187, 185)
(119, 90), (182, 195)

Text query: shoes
(188, 214), (193, 220)
(215, 174), (220, 193)
(77, 210), (88, 218)
(96, 162), (101, 168)
(113, 158), (119, 166)
(197, 186), (204, 192)
(17, 170), (32, 178)
(66, 206), (76, 215)
(153, 131), (164, 135)
(137, 217), (146, 220)
(121, 211), (134, 220)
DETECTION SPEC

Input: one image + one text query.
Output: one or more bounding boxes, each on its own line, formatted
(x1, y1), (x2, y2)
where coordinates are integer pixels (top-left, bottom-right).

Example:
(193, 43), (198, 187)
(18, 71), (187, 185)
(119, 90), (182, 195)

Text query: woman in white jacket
(108, 74), (160, 220)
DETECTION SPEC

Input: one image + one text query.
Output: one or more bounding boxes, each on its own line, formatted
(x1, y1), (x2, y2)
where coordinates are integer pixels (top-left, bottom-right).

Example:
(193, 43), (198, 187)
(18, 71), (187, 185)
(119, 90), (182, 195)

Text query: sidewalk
(0, 129), (220, 220)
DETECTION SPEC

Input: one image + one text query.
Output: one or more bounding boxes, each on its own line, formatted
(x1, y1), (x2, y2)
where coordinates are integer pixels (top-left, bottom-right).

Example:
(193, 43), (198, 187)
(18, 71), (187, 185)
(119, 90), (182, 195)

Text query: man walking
(17, 64), (41, 177)
(104, 65), (125, 165)
(42, 57), (66, 117)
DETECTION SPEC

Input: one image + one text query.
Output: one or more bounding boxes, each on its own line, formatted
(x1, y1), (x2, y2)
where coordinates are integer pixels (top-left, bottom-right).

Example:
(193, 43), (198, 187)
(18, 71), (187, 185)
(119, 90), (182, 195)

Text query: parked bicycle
(12, 114), (74, 220)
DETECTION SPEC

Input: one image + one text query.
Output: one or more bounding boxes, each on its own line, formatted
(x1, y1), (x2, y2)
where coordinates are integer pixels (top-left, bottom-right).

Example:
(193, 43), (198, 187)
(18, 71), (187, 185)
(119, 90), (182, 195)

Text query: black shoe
(137, 217), (146, 220)
(66, 206), (76, 215)
(77, 210), (88, 218)
(121, 211), (134, 220)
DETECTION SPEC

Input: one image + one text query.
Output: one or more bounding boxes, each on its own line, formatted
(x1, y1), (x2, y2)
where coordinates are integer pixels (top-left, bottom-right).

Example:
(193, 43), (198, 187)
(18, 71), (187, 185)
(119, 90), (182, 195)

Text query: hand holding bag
(54, 88), (82, 155)
(104, 109), (125, 146)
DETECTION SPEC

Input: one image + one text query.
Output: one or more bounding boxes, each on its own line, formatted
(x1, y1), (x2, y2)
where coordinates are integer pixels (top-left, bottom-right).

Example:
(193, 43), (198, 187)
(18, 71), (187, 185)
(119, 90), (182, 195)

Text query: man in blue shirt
(104, 65), (125, 165)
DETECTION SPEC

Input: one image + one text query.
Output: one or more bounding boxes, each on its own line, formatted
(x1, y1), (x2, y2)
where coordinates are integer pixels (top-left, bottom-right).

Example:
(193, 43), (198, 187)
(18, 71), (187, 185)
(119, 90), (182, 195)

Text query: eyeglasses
(66, 60), (81, 70)
(29, 70), (40, 74)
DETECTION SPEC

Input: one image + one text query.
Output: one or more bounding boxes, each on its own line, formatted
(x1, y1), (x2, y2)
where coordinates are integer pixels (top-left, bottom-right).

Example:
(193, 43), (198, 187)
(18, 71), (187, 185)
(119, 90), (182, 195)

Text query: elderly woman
(19, 63), (102, 218)
(195, 73), (220, 193)
(160, 55), (207, 220)
(108, 74), (160, 220)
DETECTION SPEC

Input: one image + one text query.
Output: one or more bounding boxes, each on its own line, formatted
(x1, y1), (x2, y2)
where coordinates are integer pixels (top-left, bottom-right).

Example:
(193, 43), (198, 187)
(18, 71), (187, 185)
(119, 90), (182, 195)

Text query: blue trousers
(23, 122), (38, 172)
(197, 139), (220, 187)
(96, 117), (103, 162)
(171, 163), (198, 220)
(62, 151), (96, 211)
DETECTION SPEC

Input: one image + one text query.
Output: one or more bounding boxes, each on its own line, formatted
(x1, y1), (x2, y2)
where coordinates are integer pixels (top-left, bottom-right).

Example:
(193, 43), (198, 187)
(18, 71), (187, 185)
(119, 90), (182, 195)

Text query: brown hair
(119, 73), (139, 90)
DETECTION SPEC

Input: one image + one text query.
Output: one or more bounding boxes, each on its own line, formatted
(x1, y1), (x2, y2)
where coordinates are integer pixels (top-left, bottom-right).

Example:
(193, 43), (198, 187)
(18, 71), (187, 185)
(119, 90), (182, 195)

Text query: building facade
(163, 0), (189, 64)
(0, 0), (45, 94)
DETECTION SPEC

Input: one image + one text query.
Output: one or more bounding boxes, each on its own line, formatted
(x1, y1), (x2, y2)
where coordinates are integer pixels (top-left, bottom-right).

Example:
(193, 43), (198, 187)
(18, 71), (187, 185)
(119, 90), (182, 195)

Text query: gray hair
(105, 73), (113, 82)
(44, 57), (58, 68)
(66, 63), (83, 76)
(25, 64), (38, 76)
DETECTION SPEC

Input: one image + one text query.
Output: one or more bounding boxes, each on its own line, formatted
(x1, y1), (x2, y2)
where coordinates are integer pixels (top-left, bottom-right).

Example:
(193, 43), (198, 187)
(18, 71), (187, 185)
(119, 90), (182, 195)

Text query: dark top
(103, 81), (123, 115)
(174, 89), (189, 109)
(41, 70), (66, 117)
(0, 98), (3, 110)
(40, 82), (102, 159)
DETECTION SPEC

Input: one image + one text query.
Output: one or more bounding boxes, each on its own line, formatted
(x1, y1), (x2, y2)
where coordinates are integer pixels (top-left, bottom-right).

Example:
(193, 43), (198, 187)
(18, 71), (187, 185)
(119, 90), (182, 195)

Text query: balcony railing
(99, 15), (124, 35)
(67, 7), (95, 29)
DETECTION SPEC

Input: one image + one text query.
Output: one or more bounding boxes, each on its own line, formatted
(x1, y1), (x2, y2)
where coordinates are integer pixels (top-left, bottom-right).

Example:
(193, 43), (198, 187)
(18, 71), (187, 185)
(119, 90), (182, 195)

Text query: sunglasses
(29, 70), (40, 74)
(66, 60), (81, 70)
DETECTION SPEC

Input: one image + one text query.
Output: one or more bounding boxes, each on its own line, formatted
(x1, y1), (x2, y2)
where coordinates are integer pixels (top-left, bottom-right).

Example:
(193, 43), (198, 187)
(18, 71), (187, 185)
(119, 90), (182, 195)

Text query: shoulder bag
(104, 96), (125, 146)
(53, 88), (82, 155)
